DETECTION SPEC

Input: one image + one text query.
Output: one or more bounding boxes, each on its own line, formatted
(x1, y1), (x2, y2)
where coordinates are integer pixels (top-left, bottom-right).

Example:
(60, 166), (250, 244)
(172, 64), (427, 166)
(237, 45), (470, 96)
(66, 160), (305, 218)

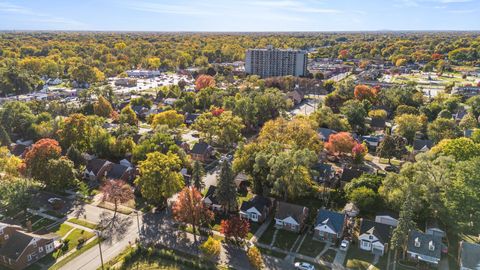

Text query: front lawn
(67, 218), (97, 230)
(320, 248), (337, 263)
(257, 246), (286, 259)
(298, 236), (326, 257)
(344, 246), (375, 270)
(258, 222), (276, 245)
(31, 217), (57, 232)
(274, 229), (301, 251)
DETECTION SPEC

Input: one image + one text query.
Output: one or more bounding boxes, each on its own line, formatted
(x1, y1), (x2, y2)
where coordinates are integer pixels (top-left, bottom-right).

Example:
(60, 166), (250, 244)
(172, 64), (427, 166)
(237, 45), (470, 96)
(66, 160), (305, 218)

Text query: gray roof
(86, 158), (109, 175)
(191, 141), (212, 155)
(360, 219), (394, 244)
(0, 230), (54, 261)
(106, 163), (130, 180)
(407, 230), (442, 260)
(240, 196), (273, 212)
(315, 209), (345, 234)
(275, 201), (308, 224)
(460, 241), (480, 269)
(204, 185), (219, 205)
(413, 139), (433, 151)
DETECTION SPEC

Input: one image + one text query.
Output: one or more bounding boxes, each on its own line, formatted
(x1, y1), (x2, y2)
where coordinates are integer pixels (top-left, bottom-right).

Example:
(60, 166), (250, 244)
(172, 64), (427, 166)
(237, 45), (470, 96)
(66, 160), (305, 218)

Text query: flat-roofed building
(245, 45), (307, 78)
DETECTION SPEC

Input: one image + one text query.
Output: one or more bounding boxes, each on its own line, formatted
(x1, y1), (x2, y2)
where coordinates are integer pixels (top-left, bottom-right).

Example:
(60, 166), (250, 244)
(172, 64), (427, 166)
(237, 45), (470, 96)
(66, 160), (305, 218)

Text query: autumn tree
(101, 179), (134, 224)
(394, 114), (426, 144)
(325, 132), (356, 156)
(135, 152), (184, 206)
(172, 186), (214, 242)
(376, 135), (408, 164)
(44, 158), (77, 191)
(24, 138), (61, 182)
(151, 110), (185, 129)
(352, 143), (368, 164)
(247, 247), (264, 270)
(200, 236), (221, 258)
(93, 96), (114, 118)
(119, 105), (138, 126)
(191, 160), (205, 191)
(216, 161), (237, 213)
(354, 85), (377, 101)
(57, 113), (92, 152)
(195, 74), (216, 91)
(220, 215), (250, 243)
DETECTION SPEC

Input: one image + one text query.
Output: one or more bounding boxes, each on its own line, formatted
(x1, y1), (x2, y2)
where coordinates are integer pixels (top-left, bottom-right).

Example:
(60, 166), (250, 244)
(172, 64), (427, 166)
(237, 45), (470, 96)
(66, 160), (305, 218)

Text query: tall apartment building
(245, 45), (308, 78)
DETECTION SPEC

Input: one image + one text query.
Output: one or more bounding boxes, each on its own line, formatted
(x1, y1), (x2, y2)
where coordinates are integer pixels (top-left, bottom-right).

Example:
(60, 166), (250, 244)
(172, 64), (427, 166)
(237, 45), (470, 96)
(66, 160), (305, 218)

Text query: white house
(203, 185), (223, 211)
(239, 196), (274, 223)
(375, 213), (399, 227)
(358, 219), (394, 256)
(274, 202), (308, 233)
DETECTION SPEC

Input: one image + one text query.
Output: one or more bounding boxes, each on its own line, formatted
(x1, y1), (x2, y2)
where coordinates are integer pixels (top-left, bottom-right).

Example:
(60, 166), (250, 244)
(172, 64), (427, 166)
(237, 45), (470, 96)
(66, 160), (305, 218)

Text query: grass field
(298, 236), (326, 257)
(67, 218), (97, 230)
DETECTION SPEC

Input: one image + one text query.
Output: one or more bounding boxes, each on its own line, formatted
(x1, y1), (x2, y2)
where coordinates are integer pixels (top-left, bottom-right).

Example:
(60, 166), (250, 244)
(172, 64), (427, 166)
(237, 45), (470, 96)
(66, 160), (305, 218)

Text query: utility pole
(135, 210), (141, 240)
(96, 231), (104, 270)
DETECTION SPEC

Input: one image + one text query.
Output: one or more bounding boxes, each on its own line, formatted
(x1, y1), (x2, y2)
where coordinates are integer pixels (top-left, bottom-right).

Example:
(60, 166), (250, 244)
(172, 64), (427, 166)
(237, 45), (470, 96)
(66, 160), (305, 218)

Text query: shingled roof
(360, 219), (394, 244)
(240, 196), (273, 212)
(315, 209), (345, 234)
(275, 201), (308, 224)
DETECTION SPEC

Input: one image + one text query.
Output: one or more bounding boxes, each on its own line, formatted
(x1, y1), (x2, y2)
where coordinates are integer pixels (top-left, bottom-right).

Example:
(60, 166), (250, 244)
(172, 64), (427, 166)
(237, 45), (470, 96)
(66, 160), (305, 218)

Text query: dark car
(384, 165), (399, 173)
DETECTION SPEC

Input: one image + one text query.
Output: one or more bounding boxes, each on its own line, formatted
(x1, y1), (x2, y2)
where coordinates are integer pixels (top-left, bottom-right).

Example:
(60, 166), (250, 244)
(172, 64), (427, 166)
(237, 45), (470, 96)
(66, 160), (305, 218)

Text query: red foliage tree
(325, 132), (356, 156)
(101, 179), (134, 222)
(352, 143), (368, 164)
(339, 49), (349, 59)
(431, 53), (442, 61)
(24, 138), (62, 180)
(477, 81), (480, 87)
(195, 75), (216, 91)
(220, 216), (250, 243)
(354, 85), (377, 101)
(211, 107), (225, 117)
(173, 187), (214, 242)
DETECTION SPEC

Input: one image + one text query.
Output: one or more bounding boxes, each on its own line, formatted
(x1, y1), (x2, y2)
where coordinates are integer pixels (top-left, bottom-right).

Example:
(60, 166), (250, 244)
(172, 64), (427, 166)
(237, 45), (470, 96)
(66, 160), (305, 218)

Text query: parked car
(384, 165), (399, 173)
(294, 262), (315, 270)
(48, 197), (64, 210)
(340, 239), (350, 251)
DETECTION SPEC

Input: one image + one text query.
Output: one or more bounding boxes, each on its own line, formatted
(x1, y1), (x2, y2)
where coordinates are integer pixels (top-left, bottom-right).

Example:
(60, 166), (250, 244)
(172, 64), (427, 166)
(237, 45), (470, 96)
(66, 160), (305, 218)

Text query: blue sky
(0, 0), (479, 31)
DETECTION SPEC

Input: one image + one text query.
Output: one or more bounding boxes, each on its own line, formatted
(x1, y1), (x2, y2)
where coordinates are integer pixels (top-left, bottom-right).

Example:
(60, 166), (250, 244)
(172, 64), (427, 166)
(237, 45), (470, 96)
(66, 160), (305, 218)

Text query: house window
(27, 254), (32, 261)
(251, 213), (258, 220)
(414, 237), (421, 248)
(4, 234), (8, 240)
(362, 241), (371, 249)
(39, 247), (44, 253)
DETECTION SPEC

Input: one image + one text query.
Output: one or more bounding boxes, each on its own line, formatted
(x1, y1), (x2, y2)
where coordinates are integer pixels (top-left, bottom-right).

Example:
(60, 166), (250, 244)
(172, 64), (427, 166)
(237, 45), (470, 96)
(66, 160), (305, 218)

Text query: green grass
(320, 248), (337, 263)
(54, 228), (96, 259)
(67, 218), (97, 230)
(274, 229), (300, 251)
(49, 238), (100, 270)
(52, 223), (75, 238)
(298, 236), (326, 257)
(97, 201), (133, 215)
(344, 246), (375, 269)
(31, 217), (56, 231)
(378, 158), (402, 166)
(258, 222), (276, 245)
(257, 246), (286, 259)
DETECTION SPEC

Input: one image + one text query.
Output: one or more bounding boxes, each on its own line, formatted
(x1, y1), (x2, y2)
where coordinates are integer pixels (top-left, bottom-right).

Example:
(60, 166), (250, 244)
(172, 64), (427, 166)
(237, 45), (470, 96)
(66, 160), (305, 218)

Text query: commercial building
(245, 45), (307, 78)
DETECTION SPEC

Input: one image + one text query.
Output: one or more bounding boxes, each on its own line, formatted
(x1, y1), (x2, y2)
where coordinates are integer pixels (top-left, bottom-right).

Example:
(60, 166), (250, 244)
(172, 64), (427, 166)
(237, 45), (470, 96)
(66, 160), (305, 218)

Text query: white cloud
(125, 1), (213, 15)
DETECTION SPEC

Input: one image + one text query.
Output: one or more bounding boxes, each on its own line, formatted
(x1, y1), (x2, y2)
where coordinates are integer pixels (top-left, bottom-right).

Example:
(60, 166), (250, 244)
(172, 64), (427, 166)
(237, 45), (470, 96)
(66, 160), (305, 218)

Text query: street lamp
(95, 231), (104, 270)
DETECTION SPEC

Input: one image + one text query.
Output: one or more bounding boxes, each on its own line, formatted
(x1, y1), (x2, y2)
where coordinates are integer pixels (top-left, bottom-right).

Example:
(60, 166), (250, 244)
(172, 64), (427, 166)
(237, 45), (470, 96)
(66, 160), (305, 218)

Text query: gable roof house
(311, 163), (334, 183)
(413, 139), (433, 154)
(239, 196), (275, 223)
(184, 113), (200, 126)
(313, 209), (346, 243)
(318, 128), (337, 142)
(370, 118), (386, 131)
(459, 241), (480, 270)
(375, 212), (399, 227)
(105, 163), (135, 183)
(274, 202), (309, 233)
(340, 168), (364, 184)
(84, 159), (112, 183)
(407, 230), (443, 266)
(203, 185), (223, 211)
(190, 142), (214, 162)
(358, 219), (394, 256)
(0, 223), (58, 270)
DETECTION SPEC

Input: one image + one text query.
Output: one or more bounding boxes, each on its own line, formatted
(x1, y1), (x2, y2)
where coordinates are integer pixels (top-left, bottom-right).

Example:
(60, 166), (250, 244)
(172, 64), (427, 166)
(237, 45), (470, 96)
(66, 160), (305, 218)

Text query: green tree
(340, 100), (367, 132)
(44, 158), (77, 191)
(215, 161), (237, 213)
(376, 135), (408, 164)
(394, 114), (426, 144)
(57, 113), (92, 152)
(119, 105), (138, 126)
(427, 118), (460, 143)
(93, 96), (113, 118)
(0, 125), (11, 146)
(193, 111), (244, 148)
(151, 110), (185, 129)
(0, 175), (41, 215)
(347, 186), (379, 212)
(191, 160), (205, 191)
(431, 138), (480, 161)
(0, 101), (35, 138)
(391, 193), (416, 255)
(135, 152), (184, 206)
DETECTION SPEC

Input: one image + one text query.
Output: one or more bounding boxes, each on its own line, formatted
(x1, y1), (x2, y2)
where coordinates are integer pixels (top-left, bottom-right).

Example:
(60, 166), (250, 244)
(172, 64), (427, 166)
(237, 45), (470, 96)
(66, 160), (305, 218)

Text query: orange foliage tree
(24, 138), (62, 180)
(101, 179), (134, 222)
(172, 187), (214, 242)
(431, 53), (443, 61)
(354, 85), (377, 101)
(325, 132), (356, 156)
(195, 74), (216, 91)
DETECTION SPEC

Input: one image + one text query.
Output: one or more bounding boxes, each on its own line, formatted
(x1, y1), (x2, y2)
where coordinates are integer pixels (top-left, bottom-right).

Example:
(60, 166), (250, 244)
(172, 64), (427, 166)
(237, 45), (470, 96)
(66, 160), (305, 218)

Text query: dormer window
(414, 237), (421, 247)
(369, 235), (373, 240)
(429, 240), (435, 251)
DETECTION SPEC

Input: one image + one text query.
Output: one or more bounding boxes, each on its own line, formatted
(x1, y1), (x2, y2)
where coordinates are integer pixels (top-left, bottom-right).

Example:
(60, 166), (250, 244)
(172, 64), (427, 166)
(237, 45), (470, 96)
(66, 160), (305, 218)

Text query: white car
(294, 262), (315, 270)
(340, 239), (350, 251)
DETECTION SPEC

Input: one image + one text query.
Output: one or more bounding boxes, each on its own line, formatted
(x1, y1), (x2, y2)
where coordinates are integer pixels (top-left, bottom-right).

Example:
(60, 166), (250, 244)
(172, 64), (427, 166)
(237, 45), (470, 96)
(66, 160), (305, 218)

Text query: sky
(0, 0), (479, 31)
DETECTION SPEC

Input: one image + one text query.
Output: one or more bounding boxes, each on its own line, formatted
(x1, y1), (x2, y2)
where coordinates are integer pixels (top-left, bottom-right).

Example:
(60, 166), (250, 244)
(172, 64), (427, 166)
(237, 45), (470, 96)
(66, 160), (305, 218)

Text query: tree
(352, 143), (368, 164)
(427, 118), (460, 143)
(172, 186), (214, 242)
(0, 101), (35, 138)
(132, 132), (181, 163)
(0, 147), (22, 176)
(394, 114), (426, 144)
(466, 96), (480, 118)
(101, 179), (134, 223)
(216, 161), (237, 213)
(220, 215), (250, 243)
(57, 113), (92, 152)
(311, 106), (350, 131)
(247, 247), (263, 270)
(44, 158), (77, 191)
(93, 96), (114, 118)
(340, 100), (367, 132)
(391, 193), (416, 255)
(347, 186), (379, 212)
(191, 160), (205, 191)
(130, 97), (153, 109)
(151, 110), (185, 129)
(368, 109), (387, 120)
(325, 132), (356, 156)
(459, 113), (477, 130)
(200, 236), (221, 258)
(24, 138), (62, 182)
(354, 85), (377, 101)
(431, 138), (480, 161)
(119, 105), (138, 126)
(66, 145), (85, 168)
(195, 75), (216, 91)
(70, 64), (97, 84)
(0, 175), (41, 215)
(193, 111), (244, 148)
(395, 105), (419, 116)
(0, 125), (11, 146)
(136, 152), (184, 206)
(376, 135), (408, 164)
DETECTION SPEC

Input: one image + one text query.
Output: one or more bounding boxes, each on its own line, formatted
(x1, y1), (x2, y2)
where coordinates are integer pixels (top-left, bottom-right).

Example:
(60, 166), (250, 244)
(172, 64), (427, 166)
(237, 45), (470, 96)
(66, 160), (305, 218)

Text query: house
(370, 118), (386, 130)
(375, 212), (399, 227)
(163, 98), (177, 106)
(0, 222), (57, 270)
(340, 168), (363, 183)
(318, 128), (337, 142)
(311, 163), (334, 183)
(406, 230), (442, 266)
(131, 106), (149, 119)
(274, 202), (309, 233)
(287, 90), (304, 105)
(234, 173), (250, 193)
(361, 135), (382, 150)
(358, 219), (394, 256)
(105, 163), (135, 183)
(313, 209), (346, 242)
(343, 202), (360, 217)
(190, 142), (213, 162)
(184, 113), (200, 126)
(84, 158), (112, 182)
(459, 241), (480, 270)
(239, 196), (275, 223)
(425, 219), (446, 239)
(175, 140), (190, 153)
(114, 78), (137, 87)
(413, 139), (433, 154)
(203, 185), (223, 211)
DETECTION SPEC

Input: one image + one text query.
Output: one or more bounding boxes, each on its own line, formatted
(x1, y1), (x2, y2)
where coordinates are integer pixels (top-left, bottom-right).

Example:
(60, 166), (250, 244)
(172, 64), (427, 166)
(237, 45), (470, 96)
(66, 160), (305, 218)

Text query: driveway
(333, 249), (347, 269)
